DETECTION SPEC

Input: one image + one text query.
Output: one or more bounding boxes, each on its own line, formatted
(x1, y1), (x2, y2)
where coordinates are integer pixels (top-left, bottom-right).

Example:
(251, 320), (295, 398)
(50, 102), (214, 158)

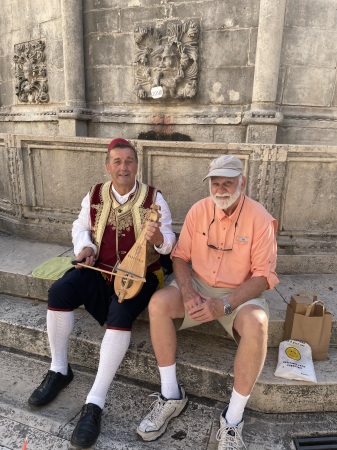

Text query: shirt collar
(111, 180), (137, 204)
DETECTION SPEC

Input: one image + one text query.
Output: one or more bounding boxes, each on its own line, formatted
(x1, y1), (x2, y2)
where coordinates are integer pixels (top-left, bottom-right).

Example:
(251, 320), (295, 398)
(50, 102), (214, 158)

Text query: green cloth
(32, 256), (74, 280)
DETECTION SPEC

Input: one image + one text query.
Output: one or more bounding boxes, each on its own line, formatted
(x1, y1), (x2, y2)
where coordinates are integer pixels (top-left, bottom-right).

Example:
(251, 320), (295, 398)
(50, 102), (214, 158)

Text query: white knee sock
(47, 310), (74, 375)
(86, 329), (131, 409)
(225, 387), (250, 426)
(159, 363), (180, 400)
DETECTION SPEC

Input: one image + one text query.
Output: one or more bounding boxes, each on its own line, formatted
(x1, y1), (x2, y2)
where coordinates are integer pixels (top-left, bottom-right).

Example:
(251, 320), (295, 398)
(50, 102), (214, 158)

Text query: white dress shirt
(72, 181), (176, 257)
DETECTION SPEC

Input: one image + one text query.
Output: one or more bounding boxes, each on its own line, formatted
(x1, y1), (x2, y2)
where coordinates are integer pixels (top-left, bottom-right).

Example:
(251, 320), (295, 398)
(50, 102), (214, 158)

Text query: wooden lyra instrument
(75, 204), (162, 303)
(114, 204), (161, 302)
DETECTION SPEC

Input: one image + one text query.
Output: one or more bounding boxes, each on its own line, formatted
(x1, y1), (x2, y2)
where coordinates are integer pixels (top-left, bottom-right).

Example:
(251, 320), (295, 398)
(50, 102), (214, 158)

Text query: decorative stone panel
(13, 40), (49, 104)
(134, 20), (199, 100)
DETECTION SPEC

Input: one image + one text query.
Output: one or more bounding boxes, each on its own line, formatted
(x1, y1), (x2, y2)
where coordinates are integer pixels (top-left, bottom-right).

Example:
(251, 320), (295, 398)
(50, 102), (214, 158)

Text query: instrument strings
(122, 208), (152, 281)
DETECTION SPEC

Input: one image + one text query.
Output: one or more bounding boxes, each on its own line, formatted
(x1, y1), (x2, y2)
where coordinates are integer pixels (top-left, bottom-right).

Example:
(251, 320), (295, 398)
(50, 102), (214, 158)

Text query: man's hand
(145, 221), (163, 247)
(74, 247), (95, 268)
(188, 296), (224, 323)
(183, 291), (204, 313)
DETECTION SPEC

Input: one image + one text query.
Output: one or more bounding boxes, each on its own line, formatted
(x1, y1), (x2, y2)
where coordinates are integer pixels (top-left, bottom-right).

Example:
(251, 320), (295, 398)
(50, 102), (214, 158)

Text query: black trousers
(48, 268), (158, 330)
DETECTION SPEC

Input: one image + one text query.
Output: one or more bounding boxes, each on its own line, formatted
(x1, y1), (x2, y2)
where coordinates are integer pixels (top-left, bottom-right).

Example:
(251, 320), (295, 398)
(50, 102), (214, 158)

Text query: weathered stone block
(0, 3), (13, 36)
(285, 0), (337, 29)
(281, 151), (337, 233)
(88, 122), (132, 139)
(11, 0), (60, 29)
(83, 9), (119, 35)
(85, 34), (132, 68)
(83, 0), (120, 12)
(39, 18), (63, 42)
(46, 39), (64, 71)
(277, 126), (337, 146)
(173, 0), (260, 31)
(246, 124), (277, 144)
(283, 67), (335, 107)
(0, 80), (13, 108)
(121, 5), (167, 31)
(47, 70), (65, 103)
(282, 27), (337, 69)
(0, 33), (12, 59)
(248, 28), (258, 66)
(214, 125), (246, 143)
(0, 54), (12, 83)
(198, 67), (254, 105)
(86, 67), (134, 104)
(0, 148), (12, 205)
(203, 29), (250, 67)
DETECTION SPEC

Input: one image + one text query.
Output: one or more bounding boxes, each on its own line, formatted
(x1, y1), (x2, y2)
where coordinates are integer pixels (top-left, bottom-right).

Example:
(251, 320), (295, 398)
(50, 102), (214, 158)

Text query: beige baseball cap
(203, 155), (243, 181)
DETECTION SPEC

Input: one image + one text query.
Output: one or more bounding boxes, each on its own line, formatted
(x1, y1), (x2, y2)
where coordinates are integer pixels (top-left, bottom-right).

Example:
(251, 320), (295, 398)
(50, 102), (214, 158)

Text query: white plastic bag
(274, 339), (317, 383)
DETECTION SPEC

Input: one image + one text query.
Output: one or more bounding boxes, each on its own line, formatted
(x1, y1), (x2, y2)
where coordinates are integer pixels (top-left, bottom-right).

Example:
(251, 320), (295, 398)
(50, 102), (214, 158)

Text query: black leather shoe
(71, 403), (102, 449)
(28, 364), (73, 407)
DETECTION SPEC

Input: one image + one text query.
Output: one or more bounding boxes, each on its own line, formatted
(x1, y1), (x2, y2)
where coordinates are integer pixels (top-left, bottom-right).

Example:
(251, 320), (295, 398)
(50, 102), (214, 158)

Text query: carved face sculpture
(23, 61), (33, 81)
(151, 45), (178, 71)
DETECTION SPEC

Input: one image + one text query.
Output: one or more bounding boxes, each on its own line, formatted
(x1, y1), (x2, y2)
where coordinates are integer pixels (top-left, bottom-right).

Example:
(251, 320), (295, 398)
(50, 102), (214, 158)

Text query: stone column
(244, 0), (286, 143)
(59, 0), (90, 136)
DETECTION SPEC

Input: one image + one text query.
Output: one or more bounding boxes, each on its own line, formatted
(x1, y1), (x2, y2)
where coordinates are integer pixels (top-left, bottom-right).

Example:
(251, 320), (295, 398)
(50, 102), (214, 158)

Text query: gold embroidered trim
(94, 181), (112, 256)
(132, 184), (150, 238)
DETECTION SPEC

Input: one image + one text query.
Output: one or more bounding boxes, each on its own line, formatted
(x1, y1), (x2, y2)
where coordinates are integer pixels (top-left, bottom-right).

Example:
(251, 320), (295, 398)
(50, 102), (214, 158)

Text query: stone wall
(1, 133), (336, 273)
(1, 0), (337, 144)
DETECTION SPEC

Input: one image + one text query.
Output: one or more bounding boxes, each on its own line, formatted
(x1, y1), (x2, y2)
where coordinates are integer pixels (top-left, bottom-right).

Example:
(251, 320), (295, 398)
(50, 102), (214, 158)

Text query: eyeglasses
(207, 196), (245, 251)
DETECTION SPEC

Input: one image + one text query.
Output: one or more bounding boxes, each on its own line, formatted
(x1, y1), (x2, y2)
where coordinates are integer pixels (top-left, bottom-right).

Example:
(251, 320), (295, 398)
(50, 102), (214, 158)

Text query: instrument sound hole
(122, 277), (133, 288)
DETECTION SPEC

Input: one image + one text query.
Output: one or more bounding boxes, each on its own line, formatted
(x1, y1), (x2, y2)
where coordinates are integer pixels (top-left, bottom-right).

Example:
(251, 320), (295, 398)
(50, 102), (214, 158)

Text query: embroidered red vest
(89, 181), (161, 276)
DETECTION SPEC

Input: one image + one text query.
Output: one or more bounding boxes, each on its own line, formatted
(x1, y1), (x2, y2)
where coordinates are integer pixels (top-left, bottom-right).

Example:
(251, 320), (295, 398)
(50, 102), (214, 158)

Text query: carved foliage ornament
(13, 40), (49, 104)
(134, 21), (199, 100)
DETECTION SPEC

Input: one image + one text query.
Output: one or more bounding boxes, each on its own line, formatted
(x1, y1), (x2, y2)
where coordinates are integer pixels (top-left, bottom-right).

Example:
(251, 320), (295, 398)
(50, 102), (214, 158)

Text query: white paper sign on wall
(151, 86), (163, 99)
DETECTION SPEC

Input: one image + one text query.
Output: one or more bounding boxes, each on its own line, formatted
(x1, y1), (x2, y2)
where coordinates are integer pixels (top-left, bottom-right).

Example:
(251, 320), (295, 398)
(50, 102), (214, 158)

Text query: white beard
(211, 187), (242, 210)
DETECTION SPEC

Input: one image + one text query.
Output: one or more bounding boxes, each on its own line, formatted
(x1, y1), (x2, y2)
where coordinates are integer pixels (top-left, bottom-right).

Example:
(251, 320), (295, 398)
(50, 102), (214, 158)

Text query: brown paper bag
(283, 290), (332, 361)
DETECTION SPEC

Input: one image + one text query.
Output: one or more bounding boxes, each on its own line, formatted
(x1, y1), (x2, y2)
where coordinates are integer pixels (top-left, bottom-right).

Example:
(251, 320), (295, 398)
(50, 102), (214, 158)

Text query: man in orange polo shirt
(137, 154), (278, 449)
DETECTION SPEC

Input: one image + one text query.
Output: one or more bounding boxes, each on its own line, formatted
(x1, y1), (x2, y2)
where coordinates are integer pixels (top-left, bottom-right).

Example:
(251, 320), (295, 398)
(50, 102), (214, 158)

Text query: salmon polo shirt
(171, 194), (279, 290)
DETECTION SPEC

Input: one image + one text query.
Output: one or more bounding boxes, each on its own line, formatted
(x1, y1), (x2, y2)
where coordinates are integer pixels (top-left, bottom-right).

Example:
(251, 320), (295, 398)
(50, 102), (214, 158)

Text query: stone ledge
(0, 294), (336, 414)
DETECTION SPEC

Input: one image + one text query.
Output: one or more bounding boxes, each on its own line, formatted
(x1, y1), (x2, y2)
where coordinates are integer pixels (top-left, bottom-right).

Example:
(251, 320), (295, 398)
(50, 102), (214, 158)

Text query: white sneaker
(137, 385), (188, 441)
(216, 409), (246, 450)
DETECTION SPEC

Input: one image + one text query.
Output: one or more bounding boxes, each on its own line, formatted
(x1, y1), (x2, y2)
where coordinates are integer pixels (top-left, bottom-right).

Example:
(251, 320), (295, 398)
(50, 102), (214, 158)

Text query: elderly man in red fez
(28, 138), (176, 448)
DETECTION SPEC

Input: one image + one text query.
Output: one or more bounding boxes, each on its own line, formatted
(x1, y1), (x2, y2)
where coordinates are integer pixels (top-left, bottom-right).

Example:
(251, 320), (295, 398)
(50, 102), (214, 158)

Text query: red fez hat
(107, 138), (135, 152)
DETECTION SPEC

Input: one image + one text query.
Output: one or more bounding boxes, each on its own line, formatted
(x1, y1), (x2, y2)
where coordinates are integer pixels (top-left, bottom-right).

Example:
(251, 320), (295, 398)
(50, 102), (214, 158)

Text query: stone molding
(243, 110), (284, 125)
(13, 40), (49, 105)
(0, 135), (336, 261)
(134, 20), (199, 100)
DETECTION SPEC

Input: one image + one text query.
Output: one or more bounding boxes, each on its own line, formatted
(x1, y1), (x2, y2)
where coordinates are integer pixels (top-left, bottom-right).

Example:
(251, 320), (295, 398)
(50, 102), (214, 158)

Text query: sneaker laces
(216, 423), (246, 450)
(145, 393), (172, 426)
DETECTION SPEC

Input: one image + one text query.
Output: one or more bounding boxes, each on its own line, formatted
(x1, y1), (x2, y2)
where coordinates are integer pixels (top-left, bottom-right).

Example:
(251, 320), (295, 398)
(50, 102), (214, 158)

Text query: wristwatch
(223, 297), (233, 315)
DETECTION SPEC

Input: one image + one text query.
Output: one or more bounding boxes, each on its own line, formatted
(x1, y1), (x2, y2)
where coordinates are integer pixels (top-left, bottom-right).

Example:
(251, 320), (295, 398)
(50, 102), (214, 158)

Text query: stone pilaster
(59, 0), (89, 136)
(244, 0), (286, 143)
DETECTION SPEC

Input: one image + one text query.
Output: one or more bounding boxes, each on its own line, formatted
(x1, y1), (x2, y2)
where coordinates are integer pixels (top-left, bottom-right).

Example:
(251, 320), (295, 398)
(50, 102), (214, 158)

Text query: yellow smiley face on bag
(285, 346), (301, 361)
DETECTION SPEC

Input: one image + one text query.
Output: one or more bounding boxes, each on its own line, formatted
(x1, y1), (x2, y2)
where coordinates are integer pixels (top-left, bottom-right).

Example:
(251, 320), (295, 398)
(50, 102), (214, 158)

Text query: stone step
(1, 231), (337, 348)
(1, 293), (336, 415)
(2, 346), (336, 450)
(0, 346), (215, 450)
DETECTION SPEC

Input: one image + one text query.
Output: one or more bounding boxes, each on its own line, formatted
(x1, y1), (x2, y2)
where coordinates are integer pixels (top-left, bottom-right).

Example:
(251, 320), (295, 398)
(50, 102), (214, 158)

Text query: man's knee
(148, 286), (184, 322)
(148, 289), (166, 317)
(235, 307), (268, 340)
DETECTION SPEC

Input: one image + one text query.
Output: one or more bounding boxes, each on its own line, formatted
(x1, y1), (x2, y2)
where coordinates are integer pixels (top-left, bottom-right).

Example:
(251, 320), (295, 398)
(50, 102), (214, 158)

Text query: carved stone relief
(134, 21), (199, 100)
(13, 40), (49, 104)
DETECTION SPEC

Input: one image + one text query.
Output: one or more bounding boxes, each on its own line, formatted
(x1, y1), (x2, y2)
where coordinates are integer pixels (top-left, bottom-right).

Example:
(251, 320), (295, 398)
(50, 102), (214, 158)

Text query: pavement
(0, 231), (337, 450)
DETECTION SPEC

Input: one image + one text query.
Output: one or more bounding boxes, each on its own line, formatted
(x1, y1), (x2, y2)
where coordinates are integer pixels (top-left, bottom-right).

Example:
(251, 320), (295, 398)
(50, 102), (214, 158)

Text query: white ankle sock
(225, 387), (250, 426)
(47, 310), (74, 375)
(86, 329), (131, 409)
(159, 363), (180, 399)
